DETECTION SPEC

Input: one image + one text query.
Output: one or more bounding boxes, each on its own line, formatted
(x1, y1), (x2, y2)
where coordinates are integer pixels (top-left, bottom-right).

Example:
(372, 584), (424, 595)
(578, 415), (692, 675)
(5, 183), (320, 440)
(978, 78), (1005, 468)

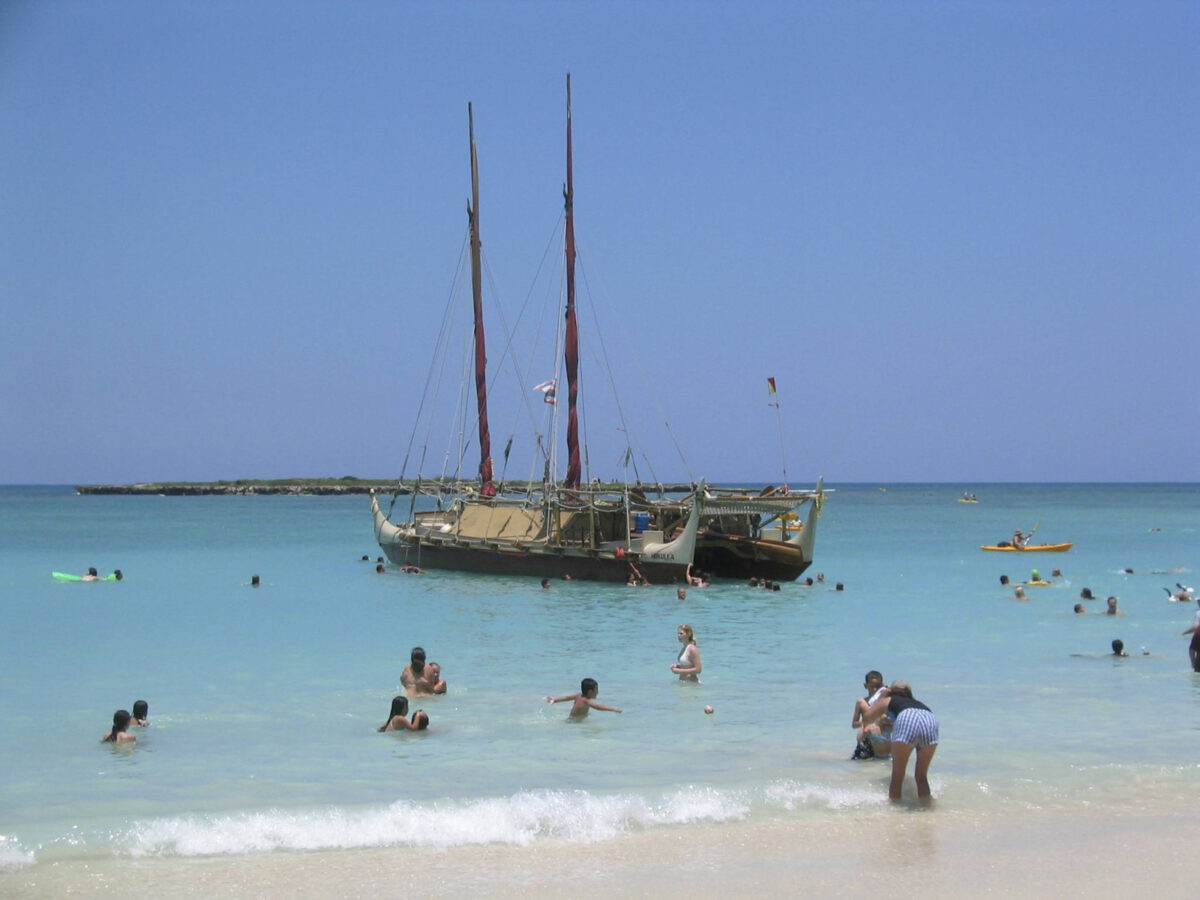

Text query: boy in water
(851, 670), (891, 759)
(425, 662), (447, 694)
(546, 678), (622, 719)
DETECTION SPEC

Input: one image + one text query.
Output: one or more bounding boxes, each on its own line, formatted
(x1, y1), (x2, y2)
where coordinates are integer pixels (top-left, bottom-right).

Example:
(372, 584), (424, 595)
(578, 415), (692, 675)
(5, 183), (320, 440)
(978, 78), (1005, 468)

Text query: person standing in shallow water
(546, 678), (621, 718)
(1181, 595), (1200, 672)
(671, 624), (701, 681)
(401, 647), (430, 696)
(861, 681), (938, 803)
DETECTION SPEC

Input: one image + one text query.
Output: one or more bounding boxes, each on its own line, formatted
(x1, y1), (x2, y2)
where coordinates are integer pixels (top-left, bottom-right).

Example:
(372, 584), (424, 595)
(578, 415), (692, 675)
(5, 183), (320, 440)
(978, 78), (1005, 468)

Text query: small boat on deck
(980, 542), (1073, 553)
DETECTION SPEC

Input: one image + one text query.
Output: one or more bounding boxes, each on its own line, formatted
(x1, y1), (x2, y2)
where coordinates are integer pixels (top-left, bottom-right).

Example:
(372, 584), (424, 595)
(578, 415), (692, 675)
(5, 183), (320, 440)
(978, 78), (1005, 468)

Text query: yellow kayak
(980, 543), (1073, 553)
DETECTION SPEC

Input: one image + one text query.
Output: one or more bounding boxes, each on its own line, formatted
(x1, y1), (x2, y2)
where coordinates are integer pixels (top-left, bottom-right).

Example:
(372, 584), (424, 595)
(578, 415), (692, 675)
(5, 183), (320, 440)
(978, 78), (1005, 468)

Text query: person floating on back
(546, 677), (622, 719)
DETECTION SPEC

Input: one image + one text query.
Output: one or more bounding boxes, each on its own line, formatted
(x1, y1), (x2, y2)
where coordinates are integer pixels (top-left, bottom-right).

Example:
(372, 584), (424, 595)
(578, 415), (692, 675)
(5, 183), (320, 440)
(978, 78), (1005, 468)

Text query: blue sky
(3, 1), (1197, 485)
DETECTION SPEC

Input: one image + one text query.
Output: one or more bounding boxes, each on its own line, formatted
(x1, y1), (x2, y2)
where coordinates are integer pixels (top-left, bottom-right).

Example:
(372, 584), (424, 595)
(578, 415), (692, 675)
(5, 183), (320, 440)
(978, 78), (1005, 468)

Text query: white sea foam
(764, 779), (887, 811)
(126, 786), (754, 858)
(0, 836), (35, 871)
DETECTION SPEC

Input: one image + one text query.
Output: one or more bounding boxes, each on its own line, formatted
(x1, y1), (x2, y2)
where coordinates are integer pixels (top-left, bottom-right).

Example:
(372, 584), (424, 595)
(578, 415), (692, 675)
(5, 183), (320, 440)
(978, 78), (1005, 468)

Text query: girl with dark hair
(384, 706), (429, 732)
(102, 710), (136, 743)
(131, 700), (149, 726)
(378, 695), (410, 732)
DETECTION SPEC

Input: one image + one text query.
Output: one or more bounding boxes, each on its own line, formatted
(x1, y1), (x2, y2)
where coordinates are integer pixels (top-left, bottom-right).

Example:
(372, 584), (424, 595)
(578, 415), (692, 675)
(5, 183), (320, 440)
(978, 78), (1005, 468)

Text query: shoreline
(2, 802), (1195, 898)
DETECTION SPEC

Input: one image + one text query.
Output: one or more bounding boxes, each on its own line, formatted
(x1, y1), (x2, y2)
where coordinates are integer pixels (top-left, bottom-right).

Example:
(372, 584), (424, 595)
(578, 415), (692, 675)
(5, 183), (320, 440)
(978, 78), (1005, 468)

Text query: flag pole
(767, 377), (788, 490)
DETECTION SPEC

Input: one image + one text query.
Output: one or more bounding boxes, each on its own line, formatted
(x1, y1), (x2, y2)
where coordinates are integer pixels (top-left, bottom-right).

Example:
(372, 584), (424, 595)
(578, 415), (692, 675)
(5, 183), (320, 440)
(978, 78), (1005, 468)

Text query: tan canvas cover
(454, 505), (544, 541)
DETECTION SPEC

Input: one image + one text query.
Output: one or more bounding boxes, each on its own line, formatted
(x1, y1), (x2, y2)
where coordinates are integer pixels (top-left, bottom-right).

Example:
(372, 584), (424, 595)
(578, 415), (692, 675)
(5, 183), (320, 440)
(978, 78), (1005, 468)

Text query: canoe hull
(378, 537), (689, 583)
(980, 543), (1073, 552)
(693, 534), (812, 581)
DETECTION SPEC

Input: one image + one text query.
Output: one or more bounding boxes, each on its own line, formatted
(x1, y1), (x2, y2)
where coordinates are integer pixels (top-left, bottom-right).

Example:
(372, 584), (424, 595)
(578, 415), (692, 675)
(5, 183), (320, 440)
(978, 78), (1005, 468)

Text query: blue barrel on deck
(633, 512), (650, 533)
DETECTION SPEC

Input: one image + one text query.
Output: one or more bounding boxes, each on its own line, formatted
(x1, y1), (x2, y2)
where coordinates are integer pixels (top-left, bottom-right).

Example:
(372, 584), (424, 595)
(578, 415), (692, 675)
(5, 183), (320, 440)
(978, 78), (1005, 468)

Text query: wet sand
(4, 801), (1195, 899)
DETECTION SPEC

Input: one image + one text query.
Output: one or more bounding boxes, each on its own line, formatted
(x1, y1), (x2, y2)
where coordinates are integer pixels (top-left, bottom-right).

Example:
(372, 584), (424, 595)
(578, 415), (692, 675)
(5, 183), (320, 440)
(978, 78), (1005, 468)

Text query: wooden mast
(563, 74), (582, 492)
(468, 103), (496, 497)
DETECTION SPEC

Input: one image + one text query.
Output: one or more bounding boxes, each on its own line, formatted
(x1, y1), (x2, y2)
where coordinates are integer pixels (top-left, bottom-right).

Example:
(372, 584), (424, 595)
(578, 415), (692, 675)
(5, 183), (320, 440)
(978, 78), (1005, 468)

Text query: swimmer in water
(102, 710), (136, 743)
(378, 695), (408, 731)
(378, 696), (429, 731)
(546, 678), (622, 718)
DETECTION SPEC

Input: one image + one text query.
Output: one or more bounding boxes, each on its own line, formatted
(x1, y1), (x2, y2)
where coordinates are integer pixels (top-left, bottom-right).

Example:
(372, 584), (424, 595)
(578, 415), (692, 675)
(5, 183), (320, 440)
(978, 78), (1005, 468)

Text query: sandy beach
(4, 800), (1194, 899)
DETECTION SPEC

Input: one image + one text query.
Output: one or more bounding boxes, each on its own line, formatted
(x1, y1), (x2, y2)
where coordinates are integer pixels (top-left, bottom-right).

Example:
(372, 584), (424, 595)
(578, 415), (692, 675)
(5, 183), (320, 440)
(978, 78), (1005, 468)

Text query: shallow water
(1, 483), (1198, 871)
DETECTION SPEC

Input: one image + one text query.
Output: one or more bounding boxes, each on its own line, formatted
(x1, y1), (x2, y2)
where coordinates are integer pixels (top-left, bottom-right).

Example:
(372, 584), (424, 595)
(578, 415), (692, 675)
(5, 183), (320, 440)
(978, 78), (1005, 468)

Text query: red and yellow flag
(767, 377), (777, 395)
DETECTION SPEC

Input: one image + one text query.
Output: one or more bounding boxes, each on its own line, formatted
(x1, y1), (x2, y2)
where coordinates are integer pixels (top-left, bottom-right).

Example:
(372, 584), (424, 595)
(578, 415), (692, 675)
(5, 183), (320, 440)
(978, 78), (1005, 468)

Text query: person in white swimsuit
(671, 624), (701, 681)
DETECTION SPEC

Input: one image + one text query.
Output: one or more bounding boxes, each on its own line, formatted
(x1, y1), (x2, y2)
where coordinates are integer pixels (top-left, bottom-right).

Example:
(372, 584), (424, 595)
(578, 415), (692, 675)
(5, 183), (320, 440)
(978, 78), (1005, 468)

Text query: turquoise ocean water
(1, 483), (1198, 872)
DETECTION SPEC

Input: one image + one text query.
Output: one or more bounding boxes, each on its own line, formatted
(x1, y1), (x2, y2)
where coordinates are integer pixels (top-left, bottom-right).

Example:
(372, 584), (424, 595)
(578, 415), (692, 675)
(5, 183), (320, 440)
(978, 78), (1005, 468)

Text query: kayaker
(1012, 530), (1028, 549)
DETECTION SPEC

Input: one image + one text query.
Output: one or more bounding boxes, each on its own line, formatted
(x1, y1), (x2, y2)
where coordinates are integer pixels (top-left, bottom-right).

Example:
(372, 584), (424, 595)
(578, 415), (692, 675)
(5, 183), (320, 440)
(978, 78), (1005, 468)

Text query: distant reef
(76, 478), (407, 496)
(75, 478), (696, 496)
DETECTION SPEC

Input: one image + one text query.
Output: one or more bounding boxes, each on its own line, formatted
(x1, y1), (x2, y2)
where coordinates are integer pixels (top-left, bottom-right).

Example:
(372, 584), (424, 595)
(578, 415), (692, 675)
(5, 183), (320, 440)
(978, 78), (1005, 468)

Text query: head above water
(864, 670), (883, 690)
(412, 710), (429, 730)
(132, 700), (148, 720)
(1112, 639), (1125, 655)
(378, 695), (410, 732)
(580, 677), (598, 698)
(104, 709), (131, 741)
(677, 624), (695, 644)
